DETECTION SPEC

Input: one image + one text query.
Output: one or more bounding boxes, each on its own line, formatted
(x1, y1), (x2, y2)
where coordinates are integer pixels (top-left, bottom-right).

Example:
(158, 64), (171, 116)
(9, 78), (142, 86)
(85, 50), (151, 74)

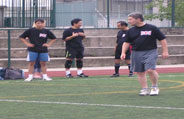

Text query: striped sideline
(0, 99), (184, 111)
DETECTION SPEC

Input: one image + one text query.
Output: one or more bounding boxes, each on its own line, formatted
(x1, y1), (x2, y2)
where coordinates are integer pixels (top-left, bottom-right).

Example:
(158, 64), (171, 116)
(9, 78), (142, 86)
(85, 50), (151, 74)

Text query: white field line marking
(0, 99), (184, 111)
(22, 64), (184, 72)
(13, 74), (184, 83)
(14, 78), (115, 82)
(159, 75), (184, 78)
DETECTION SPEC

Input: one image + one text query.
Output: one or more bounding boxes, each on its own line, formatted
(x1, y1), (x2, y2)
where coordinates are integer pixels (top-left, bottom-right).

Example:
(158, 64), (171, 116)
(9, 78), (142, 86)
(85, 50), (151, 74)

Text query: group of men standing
(19, 18), (88, 82)
(19, 12), (169, 96)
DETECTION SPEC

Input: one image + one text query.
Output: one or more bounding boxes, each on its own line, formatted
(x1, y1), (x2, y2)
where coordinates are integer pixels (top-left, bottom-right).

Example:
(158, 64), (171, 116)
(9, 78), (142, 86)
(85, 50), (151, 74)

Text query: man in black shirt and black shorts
(111, 21), (133, 77)
(19, 19), (56, 82)
(121, 13), (169, 96)
(62, 18), (88, 78)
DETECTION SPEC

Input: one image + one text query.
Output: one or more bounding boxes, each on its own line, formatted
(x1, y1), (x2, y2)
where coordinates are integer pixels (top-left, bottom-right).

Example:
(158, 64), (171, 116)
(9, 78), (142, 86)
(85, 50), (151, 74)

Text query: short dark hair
(117, 21), (128, 26)
(128, 12), (144, 21)
(71, 18), (82, 26)
(35, 19), (44, 23)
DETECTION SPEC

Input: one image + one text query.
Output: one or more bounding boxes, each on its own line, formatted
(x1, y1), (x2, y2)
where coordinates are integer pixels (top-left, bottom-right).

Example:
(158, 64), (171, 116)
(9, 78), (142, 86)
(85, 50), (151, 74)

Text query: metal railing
(0, 0), (56, 28)
(0, 0), (178, 28)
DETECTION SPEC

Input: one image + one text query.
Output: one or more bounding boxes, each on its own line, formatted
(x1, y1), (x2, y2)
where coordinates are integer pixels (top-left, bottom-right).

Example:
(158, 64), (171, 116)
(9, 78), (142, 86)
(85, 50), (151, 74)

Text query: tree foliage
(144, 0), (184, 26)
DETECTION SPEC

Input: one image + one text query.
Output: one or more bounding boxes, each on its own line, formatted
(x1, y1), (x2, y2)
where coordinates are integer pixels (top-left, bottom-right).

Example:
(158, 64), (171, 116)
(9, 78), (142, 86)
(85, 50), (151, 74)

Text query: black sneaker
(128, 73), (134, 77)
(110, 73), (119, 77)
(66, 74), (73, 78)
(77, 73), (88, 78)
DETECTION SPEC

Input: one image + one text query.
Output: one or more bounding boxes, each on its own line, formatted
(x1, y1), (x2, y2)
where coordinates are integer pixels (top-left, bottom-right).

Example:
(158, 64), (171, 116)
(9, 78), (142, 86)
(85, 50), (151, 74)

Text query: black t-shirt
(116, 30), (128, 46)
(62, 28), (85, 49)
(125, 24), (166, 51)
(19, 28), (56, 53)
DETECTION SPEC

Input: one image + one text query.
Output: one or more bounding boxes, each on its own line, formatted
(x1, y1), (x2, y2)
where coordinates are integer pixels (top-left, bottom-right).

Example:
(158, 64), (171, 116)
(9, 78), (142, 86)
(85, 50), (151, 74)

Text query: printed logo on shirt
(141, 31), (152, 36)
(39, 33), (47, 38)
(122, 34), (126, 37)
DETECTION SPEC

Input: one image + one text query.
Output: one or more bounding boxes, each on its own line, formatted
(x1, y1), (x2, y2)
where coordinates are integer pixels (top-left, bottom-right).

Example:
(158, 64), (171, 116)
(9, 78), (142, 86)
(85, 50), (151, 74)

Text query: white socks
(65, 70), (83, 75)
(66, 70), (71, 75)
(42, 74), (48, 79)
(77, 70), (83, 75)
(28, 74), (33, 79)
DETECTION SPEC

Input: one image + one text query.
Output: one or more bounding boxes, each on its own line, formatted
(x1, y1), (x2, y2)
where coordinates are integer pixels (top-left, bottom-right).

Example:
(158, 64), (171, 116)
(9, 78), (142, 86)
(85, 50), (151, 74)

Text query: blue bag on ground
(0, 68), (6, 80)
(4, 68), (24, 80)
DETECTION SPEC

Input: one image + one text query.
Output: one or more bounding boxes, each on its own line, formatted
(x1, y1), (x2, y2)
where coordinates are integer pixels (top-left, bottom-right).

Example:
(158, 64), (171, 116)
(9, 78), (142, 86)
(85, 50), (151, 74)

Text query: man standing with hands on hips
(19, 19), (56, 82)
(121, 13), (169, 96)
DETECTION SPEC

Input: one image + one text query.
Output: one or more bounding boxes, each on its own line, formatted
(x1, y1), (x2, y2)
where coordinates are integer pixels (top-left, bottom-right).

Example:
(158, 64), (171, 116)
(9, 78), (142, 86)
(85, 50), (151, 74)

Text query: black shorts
(65, 47), (84, 59)
(115, 45), (131, 60)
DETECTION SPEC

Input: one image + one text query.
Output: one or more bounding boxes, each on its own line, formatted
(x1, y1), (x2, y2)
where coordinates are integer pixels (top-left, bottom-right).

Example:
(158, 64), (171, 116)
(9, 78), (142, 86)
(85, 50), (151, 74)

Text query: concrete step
(0, 47), (114, 58)
(165, 35), (184, 45)
(157, 45), (184, 55)
(46, 45), (184, 56)
(0, 45), (183, 58)
(1, 28), (184, 37)
(0, 29), (119, 37)
(0, 38), (65, 48)
(0, 35), (184, 48)
(0, 56), (115, 69)
(161, 28), (184, 35)
(0, 37), (117, 48)
(0, 55), (183, 69)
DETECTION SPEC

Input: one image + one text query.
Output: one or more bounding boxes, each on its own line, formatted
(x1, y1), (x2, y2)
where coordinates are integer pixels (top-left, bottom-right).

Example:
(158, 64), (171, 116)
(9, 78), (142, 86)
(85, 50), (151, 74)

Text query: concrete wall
(0, 28), (184, 68)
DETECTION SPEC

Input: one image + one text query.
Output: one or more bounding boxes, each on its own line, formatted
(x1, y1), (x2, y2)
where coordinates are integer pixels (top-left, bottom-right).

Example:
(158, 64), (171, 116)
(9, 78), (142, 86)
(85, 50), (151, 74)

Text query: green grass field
(0, 73), (184, 119)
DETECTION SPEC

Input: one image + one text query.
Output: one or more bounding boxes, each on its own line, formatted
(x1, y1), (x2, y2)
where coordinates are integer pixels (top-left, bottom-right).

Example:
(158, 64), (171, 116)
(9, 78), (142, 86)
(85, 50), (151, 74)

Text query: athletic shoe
(139, 88), (150, 96)
(66, 74), (73, 78)
(150, 87), (160, 96)
(24, 77), (33, 82)
(110, 73), (119, 77)
(43, 76), (52, 81)
(77, 73), (88, 78)
(128, 73), (134, 77)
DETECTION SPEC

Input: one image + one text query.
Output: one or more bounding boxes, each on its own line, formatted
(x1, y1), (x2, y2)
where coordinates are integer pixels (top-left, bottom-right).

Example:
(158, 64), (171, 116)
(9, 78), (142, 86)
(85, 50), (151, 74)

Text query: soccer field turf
(0, 73), (184, 119)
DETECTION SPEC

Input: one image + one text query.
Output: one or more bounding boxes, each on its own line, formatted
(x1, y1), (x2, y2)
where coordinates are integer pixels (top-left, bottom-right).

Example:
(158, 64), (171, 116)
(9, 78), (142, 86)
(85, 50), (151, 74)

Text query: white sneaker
(24, 77), (33, 82)
(150, 87), (159, 96)
(139, 88), (150, 96)
(43, 76), (52, 81)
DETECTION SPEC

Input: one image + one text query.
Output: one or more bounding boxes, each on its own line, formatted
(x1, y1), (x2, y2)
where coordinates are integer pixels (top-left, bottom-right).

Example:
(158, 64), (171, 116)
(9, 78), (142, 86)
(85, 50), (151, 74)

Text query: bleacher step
(0, 55), (184, 69)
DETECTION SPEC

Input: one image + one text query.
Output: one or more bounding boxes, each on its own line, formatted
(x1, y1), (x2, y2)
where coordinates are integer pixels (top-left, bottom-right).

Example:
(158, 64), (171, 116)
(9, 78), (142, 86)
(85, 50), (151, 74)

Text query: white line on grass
(13, 74), (184, 83)
(0, 99), (184, 111)
(14, 77), (126, 83)
(160, 75), (184, 78)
